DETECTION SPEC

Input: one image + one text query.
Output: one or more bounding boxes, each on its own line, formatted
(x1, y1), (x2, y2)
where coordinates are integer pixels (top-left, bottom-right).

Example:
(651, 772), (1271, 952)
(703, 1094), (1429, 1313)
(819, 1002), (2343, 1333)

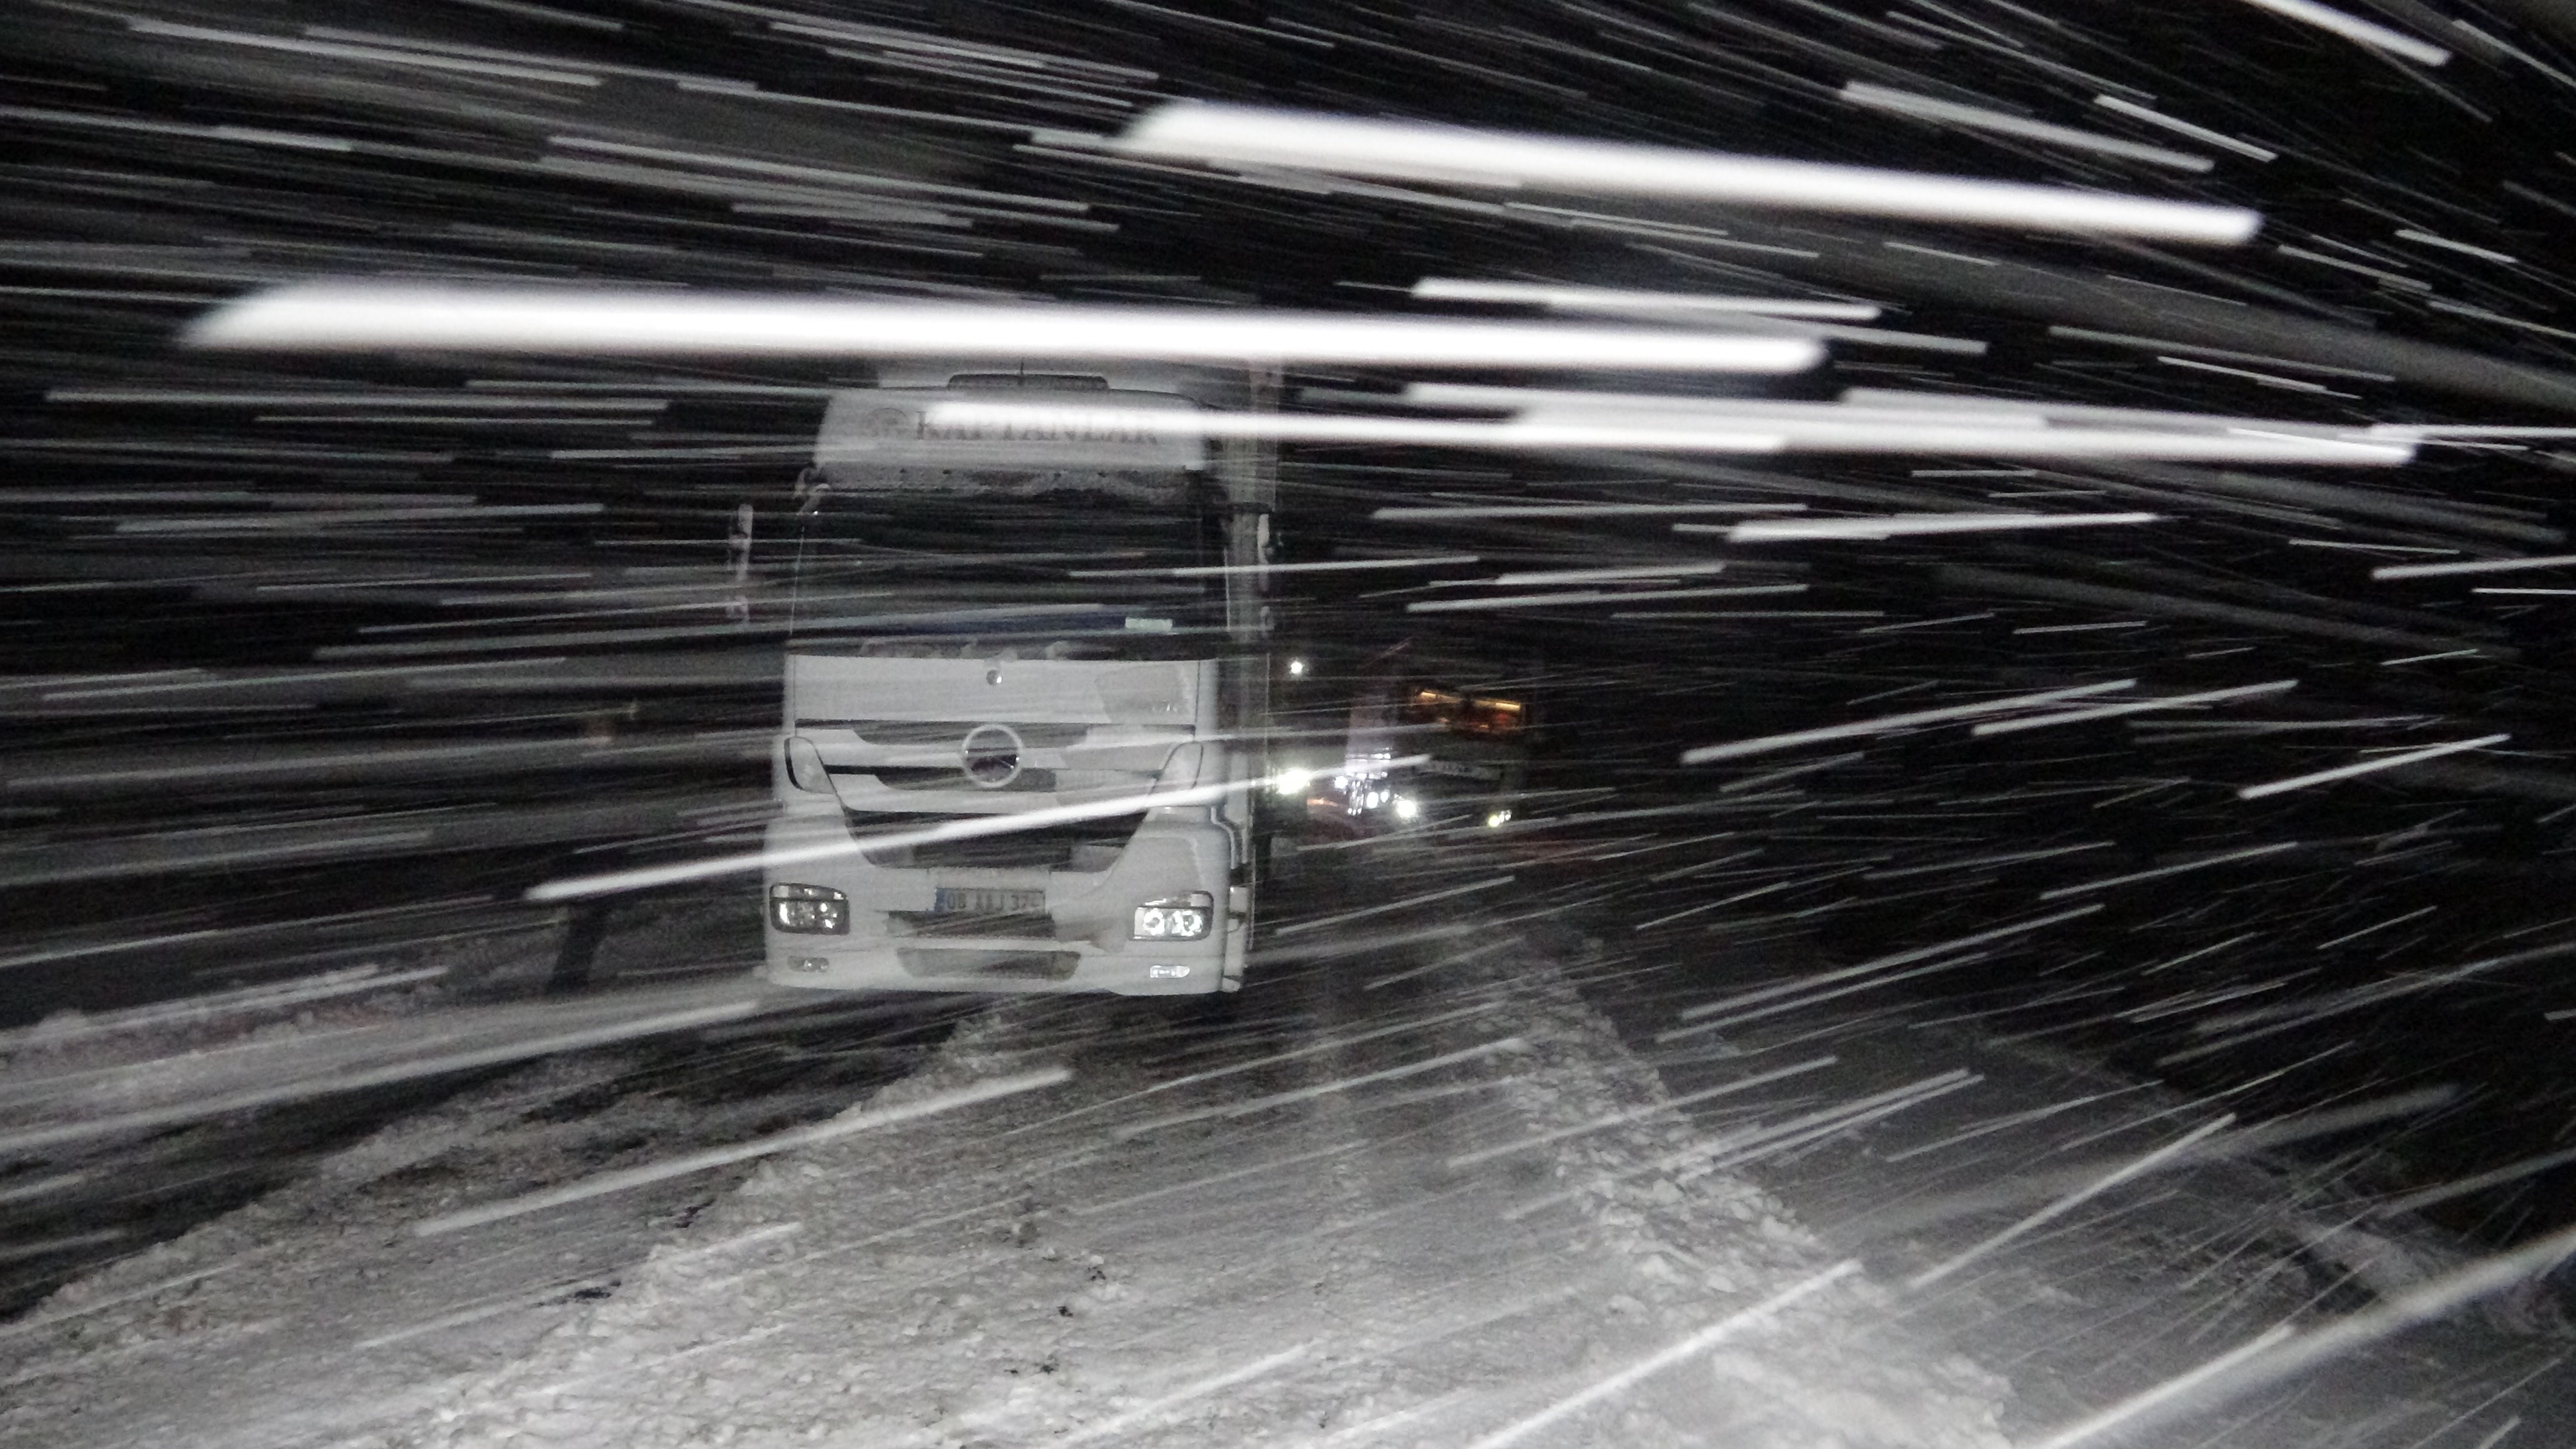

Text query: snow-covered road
(1569, 908), (2576, 1447)
(0, 883), (2012, 1449)
(384, 940), (2013, 1449)
(8, 849), (2574, 1448)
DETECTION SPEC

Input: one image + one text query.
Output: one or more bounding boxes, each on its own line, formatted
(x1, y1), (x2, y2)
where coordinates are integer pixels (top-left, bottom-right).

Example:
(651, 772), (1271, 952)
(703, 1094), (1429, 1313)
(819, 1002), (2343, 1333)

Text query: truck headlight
(1132, 892), (1214, 942)
(769, 883), (848, 934)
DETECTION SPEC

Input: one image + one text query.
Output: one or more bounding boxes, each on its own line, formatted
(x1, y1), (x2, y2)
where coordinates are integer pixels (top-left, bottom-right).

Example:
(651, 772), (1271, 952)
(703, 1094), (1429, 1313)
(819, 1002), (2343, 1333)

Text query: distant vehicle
(1309, 650), (1533, 835)
(753, 363), (1272, 997)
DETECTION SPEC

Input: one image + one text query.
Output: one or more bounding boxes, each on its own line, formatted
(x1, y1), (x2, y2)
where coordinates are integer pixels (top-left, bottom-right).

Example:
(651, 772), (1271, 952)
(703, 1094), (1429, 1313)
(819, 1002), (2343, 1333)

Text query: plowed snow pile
(393, 950), (2010, 1449)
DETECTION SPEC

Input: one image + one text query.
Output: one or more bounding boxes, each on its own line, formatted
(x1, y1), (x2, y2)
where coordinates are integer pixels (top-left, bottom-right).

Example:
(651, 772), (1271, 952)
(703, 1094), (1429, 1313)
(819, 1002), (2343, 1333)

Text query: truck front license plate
(934, 888), (1046, 915)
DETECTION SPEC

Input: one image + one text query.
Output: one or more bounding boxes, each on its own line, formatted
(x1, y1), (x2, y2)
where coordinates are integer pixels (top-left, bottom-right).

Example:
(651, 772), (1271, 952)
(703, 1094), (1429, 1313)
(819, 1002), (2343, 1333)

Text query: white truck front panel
(762, 652), (1246, 996)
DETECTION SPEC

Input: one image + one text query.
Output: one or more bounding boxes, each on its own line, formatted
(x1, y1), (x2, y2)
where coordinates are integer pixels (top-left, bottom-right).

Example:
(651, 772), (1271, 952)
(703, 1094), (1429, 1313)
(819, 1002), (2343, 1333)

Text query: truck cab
(757, 364), (1264, 996)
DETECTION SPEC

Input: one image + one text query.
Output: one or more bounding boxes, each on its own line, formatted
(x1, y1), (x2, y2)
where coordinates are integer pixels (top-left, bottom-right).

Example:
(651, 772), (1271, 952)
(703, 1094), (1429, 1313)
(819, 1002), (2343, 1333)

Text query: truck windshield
(782, 384), (1224, 645)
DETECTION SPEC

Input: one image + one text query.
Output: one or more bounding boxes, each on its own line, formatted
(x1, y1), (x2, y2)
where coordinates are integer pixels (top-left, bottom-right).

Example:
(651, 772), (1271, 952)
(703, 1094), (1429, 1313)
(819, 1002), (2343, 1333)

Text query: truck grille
(853, 812), (1143, 870)
(857, 765), (1059, 793)
(821, 720), (1091, 749)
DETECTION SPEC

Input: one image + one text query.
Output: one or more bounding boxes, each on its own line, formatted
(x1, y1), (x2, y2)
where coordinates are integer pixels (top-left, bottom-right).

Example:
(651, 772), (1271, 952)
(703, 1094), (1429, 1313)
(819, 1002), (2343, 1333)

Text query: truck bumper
(761, 937), (1228, 996)
(755, 818), (1244, 997)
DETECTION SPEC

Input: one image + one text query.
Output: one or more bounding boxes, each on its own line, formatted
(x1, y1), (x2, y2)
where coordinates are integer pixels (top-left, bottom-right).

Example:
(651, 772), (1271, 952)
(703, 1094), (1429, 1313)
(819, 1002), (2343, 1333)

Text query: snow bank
(0, 998), (909, 1449)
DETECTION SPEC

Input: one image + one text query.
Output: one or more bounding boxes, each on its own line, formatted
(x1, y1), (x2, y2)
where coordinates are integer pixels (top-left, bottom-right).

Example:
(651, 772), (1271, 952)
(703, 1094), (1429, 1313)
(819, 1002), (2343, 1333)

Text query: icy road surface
(0, 918), (2011, 1449)
(1579, 937), (2576, 1447)
(4, 854), (2571, 1448)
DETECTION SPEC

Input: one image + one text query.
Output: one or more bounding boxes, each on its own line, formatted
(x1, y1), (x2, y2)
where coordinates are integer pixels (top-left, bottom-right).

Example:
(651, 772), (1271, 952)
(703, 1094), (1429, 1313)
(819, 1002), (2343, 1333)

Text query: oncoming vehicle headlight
(769, 883), (848, 934)
(1132, 892), (1215, 942)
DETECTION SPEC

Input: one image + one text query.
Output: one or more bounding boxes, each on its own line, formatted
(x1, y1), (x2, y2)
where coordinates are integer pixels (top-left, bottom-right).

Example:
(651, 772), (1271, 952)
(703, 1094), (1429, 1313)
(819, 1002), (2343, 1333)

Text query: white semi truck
(755, 363), (1273, 997)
